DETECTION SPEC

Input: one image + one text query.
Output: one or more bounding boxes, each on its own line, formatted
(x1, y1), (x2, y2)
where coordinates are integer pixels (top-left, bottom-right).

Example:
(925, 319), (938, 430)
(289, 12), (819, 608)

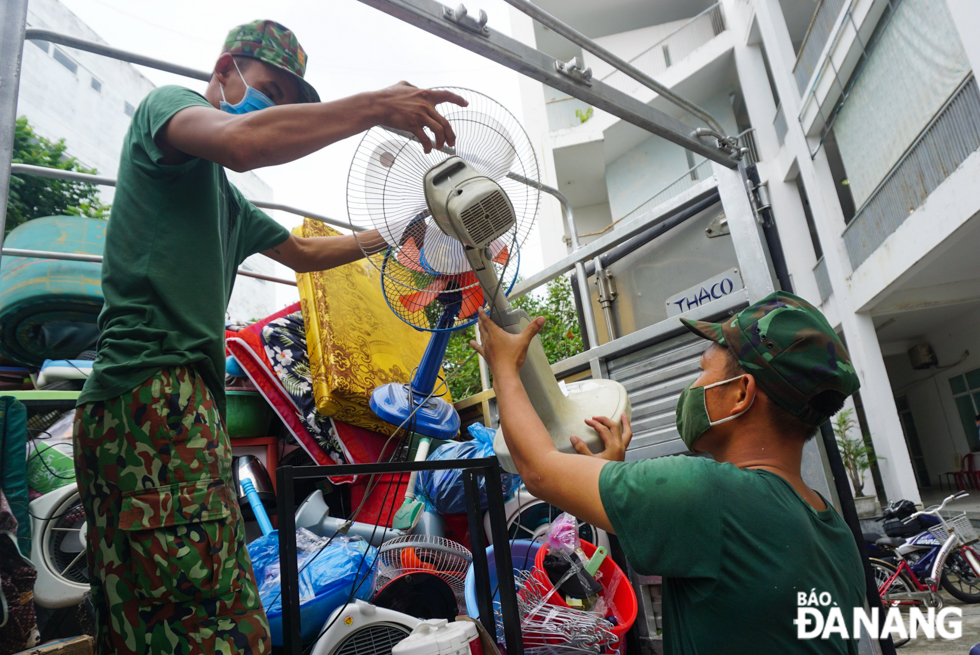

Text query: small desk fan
(347, 87), (630, 487)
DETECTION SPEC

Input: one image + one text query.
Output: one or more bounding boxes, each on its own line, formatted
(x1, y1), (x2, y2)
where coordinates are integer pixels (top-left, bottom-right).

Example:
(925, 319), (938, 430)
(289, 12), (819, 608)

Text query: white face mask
(702, 375), (756, 425)
(676, 375), (756, 449)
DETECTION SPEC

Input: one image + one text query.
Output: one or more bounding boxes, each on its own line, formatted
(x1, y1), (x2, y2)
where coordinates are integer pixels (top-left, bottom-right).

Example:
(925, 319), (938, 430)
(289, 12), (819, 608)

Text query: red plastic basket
(532, 539), (637, 653)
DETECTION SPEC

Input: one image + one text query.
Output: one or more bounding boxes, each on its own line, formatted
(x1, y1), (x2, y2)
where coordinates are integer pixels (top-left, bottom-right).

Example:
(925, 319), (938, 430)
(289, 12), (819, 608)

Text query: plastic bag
(415, 423), (521, 515)
(547, 512), (580, 554)
(247, 528), (377, 615)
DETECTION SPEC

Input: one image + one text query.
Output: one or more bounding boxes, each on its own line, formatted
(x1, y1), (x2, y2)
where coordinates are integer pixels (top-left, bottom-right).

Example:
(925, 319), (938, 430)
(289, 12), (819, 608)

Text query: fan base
(493, 378), (632, 474)
(370, 383), (460, 440)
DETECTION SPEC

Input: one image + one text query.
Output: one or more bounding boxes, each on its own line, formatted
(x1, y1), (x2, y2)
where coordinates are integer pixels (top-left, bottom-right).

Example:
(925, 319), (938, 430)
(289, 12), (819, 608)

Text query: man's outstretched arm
(470, 310), (632, 534)
(160, 82), (467, 172)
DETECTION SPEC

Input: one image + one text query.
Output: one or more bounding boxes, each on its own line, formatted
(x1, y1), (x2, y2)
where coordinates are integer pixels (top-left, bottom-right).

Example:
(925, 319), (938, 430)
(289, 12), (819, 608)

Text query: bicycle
(872, 491), (980, 647)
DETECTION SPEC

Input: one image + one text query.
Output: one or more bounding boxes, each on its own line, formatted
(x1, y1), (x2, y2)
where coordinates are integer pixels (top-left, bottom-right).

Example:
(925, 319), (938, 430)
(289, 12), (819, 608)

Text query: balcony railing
(545, 3), (725, 131)
(793, 0), (847, 94)
(842, 75), (980, 269)
(619, 160), (714, 224)
(813, 257), (832, 302)
(737, 128), (759, 166)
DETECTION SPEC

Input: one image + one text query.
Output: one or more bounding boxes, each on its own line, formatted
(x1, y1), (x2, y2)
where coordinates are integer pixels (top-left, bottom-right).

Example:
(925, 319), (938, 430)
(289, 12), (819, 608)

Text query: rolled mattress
(0, 216), (105, 366)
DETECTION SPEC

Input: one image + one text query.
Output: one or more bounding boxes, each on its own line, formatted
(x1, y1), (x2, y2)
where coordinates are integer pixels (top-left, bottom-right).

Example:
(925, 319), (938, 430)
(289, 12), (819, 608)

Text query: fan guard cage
(348, 87), (539, 332)
(373, 535), (472, 607)
(47, 493), (89, 585)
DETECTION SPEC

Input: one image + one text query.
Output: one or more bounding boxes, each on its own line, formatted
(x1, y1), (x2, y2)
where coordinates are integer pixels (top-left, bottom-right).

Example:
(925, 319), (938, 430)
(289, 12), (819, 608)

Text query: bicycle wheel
(941, 545), (980, 602)
(871, 558), (916, 648)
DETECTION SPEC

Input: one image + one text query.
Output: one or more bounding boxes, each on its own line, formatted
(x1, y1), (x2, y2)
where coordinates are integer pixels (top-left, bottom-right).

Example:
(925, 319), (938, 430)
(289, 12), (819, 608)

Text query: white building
(16, 0), (281, 323)
(511, 0), (980, 508)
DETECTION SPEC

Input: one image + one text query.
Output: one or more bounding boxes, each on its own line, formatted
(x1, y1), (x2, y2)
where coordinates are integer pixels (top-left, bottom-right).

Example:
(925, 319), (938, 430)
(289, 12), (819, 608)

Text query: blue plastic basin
(464, 540), (541, 620)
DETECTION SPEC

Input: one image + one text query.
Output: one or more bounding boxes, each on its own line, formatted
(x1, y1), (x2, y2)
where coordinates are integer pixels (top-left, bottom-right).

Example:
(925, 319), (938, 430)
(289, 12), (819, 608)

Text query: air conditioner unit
(909, 343), (938, 370)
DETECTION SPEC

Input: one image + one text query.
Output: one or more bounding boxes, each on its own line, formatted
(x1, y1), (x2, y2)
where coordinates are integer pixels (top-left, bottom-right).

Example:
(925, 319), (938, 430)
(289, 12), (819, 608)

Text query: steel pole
(358, 0), (738, 167)
(499, 0), (727, 136)
(0, 0), (30, 272)
(25, 29), (211, 81)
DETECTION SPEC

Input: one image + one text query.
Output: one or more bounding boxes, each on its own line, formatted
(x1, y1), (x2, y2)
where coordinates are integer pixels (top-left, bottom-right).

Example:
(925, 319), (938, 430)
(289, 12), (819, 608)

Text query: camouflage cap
(223, 20), (319, 103)
(680, 291), (859, 426)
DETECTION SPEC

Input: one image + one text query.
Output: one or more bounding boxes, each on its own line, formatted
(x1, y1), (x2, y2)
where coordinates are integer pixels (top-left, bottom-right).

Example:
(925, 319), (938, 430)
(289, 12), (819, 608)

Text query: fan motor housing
(424, 156), (516, 250)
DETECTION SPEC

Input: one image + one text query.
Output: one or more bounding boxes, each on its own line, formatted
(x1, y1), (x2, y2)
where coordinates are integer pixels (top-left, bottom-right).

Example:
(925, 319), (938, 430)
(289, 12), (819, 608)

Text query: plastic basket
(928, 513), (979, 545)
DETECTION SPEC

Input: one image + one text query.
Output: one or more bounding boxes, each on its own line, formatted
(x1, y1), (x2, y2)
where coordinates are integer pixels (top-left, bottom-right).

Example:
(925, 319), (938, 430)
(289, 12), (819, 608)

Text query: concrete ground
(900, 592), (980, 653)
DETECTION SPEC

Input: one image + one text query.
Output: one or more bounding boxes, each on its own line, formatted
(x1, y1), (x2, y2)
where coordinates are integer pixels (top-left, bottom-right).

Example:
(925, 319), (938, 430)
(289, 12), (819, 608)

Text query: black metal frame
(276, 457), (524, 655)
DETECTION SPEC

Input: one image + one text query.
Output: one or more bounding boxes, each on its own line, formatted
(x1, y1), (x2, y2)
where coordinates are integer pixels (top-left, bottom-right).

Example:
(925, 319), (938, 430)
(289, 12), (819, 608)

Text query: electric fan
(347, 87), (631, 478)
(372, 535), (472, 612)
(30, 484), (90, 608)
(309, 599), (419, 655)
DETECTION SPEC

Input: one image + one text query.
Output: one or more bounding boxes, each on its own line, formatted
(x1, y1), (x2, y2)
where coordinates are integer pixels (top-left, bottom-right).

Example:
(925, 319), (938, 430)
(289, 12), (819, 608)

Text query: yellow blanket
(295, 219), (450, 435)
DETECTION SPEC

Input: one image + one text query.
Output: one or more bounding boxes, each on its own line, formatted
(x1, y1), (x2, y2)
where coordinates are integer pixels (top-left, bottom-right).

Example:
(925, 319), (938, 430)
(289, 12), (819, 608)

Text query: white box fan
(30, 483), (90, 608)
(310, 600), (420, 655)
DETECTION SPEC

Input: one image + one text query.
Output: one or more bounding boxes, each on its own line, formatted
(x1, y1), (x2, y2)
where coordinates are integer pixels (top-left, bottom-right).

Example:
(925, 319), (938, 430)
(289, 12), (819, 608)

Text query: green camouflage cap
(680, 291), (859, 426)
(223, 20), (319, 103)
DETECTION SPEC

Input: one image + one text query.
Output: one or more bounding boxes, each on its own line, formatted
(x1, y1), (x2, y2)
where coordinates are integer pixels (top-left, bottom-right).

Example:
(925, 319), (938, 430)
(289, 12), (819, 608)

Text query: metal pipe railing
(551, 3), (725, 105)
(507, 171), (600, 352)
(25, 28), (212, 81)
(510, 178), (720, 299)
(10, 164), (359, 232)
(500, 0), (728, 137)
(1, 247), (299, 287)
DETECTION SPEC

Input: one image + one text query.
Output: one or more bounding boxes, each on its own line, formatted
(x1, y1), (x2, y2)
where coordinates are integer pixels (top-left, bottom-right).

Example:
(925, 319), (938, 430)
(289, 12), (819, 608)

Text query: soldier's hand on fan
(469, 308), (545, 378)
(375, 81), (468, 153)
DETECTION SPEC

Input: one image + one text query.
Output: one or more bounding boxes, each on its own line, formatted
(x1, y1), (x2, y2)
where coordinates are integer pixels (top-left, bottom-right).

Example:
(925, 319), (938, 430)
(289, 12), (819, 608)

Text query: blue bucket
(464, 540), (542, 619)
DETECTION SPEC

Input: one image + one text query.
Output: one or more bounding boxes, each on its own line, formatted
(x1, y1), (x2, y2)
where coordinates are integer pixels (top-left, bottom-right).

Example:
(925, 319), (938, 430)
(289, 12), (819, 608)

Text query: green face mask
(675, 375), (755, 450)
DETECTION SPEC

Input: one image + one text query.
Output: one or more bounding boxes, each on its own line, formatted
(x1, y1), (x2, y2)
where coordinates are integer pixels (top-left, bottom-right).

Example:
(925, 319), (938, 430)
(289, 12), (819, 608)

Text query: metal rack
(276, 457), (522, 654)
(0, 1), (891, 654)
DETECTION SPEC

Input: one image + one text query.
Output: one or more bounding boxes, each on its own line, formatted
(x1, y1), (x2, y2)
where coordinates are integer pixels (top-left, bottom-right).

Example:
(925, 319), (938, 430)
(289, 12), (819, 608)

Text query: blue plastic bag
(416, 422), (522, 514)
(248, 528), (377, 644)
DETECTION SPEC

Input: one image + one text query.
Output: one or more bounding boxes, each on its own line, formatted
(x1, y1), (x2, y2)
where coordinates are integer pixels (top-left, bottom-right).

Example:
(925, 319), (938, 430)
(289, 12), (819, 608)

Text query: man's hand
(571, 414), (632, 462)
(469, 309), (545, 378)
(375, 82), (468, 153)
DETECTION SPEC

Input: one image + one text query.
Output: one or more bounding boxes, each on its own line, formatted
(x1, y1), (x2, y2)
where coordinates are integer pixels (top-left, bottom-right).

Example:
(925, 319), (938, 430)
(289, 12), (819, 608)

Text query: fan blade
(492, 245), (510, 265)
(397, 237), (427, 273)
(444, 111), (517, 181)
(457, 272), (484, 318)
(400, 278), (449, 312)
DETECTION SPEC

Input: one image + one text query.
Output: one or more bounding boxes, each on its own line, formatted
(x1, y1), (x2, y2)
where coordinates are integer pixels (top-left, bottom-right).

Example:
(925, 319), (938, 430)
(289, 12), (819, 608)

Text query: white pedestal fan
(347, 87), (630, 474)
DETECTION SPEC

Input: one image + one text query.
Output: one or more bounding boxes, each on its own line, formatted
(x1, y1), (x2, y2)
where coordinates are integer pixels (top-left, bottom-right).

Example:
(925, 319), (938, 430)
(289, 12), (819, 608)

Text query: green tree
(5, 116), (110, 235)
(833, 408), (881, 497)
(443, 275), (584, 400)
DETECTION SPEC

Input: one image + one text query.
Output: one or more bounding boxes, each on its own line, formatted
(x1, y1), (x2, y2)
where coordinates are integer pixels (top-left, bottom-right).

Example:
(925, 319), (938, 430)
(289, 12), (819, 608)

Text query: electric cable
(292, 350), (480, 652)
(265, 350), (474, 616)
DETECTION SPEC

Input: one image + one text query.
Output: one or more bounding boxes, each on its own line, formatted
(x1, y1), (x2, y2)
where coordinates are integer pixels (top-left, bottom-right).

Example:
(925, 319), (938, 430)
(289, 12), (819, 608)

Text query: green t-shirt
(599, 455), (864, 654)
(78, 86), (289, 417)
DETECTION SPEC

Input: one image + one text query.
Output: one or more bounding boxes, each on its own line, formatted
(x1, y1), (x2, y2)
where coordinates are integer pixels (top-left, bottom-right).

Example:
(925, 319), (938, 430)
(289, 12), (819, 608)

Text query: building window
(29, 39), (50, 54)
(795, 176), (823, 261)
(123, 101), (135, 118)
(662, 44), (671, 68)
(90, 78), (102, 93)
(949, 369), (980, 451)
(52, 47), (78, 75)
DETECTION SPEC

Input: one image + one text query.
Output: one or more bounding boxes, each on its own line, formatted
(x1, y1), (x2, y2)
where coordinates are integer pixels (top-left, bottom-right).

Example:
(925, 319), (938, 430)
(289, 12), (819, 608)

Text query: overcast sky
(57, 0), (545, 306)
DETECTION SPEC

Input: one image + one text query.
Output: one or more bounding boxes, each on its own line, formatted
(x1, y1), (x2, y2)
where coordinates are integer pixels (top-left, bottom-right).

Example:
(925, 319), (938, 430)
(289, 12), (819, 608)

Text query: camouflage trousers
(73, 366), (271, 655)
